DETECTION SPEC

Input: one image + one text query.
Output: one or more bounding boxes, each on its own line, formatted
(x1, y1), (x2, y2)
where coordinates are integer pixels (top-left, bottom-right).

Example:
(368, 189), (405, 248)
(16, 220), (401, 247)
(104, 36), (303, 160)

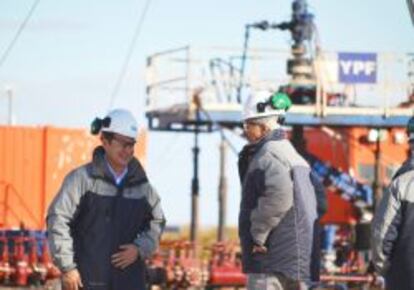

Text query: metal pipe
(373, 128), (383, 207)
(217, 137), (227, 242)
(190, 107), (200, 245)
(320, 274), (373, 283)
(6, 88), (13, 125)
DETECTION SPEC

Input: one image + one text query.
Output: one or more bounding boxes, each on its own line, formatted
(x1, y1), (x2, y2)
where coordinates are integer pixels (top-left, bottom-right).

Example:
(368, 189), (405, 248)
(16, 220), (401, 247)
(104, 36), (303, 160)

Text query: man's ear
(261, 124), (271, 135)
(100, 135), (109, 146)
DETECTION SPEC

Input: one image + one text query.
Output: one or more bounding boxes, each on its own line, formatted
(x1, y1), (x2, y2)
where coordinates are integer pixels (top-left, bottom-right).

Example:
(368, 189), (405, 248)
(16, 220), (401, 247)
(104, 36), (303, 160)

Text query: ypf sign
(338, 52), (377, 84)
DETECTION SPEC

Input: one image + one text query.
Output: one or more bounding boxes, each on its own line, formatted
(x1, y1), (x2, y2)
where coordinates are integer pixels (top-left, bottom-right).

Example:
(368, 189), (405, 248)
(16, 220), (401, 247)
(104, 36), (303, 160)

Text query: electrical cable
(236, 25), (252, 104)
(196, 105), (240, 155)
(0, 0), (41, 69)
(108, 0), (152, 109)
(151, 133), (184, 173)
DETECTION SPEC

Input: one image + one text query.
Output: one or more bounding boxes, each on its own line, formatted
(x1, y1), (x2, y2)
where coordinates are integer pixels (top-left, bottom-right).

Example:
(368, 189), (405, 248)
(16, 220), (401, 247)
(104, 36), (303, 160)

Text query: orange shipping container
(0, 126), (147, 230)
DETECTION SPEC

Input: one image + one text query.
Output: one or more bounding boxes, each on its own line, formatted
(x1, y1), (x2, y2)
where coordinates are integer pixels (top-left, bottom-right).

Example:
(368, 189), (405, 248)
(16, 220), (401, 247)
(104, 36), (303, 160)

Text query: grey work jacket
(372, 167), (414, 290)
(238, 130), (318, 282)
(47, 146), (166, 290)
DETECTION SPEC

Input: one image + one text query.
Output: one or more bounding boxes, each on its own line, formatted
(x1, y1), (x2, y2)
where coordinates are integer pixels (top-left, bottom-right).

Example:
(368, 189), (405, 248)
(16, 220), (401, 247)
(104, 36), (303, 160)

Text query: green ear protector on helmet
(256, 92), (292, 113)
(90, 117), (111, 135)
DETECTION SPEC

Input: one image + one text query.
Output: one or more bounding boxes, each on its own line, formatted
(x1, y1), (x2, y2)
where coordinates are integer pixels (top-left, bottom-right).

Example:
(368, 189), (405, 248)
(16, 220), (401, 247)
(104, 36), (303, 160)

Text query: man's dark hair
(102, 131), (114, 142)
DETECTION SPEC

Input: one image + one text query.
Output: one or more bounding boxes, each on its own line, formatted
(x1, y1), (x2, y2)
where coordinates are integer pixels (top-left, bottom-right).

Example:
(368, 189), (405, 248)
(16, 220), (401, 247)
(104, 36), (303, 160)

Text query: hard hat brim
(243, 110), (285, 121)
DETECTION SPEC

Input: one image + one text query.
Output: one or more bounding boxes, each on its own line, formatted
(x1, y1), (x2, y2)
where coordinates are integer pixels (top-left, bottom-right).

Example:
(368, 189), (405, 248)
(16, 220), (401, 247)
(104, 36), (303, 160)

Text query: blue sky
(1, 0), (414, 227)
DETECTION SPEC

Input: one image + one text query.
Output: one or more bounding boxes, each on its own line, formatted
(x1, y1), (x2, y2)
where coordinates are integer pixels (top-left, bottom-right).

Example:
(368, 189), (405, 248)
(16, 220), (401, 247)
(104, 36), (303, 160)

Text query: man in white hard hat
(47, 108), (166, 290)
(238, 91), (319, 290)
(371, 116), (414, 290)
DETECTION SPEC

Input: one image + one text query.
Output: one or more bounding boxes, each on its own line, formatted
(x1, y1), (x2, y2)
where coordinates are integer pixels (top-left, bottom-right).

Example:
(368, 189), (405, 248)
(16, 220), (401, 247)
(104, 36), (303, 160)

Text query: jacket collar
(240, 129), (287, 157)
(238, 129), (287, 182)
(88, 146), (148, 186)
(257, 128), (286, 146)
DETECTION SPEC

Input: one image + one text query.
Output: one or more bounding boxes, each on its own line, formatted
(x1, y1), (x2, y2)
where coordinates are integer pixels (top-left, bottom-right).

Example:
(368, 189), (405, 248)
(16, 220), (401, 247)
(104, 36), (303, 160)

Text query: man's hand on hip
(62, 269), (83, 290)
(252, 244), (267, 254)
(111, 244), (140, 269)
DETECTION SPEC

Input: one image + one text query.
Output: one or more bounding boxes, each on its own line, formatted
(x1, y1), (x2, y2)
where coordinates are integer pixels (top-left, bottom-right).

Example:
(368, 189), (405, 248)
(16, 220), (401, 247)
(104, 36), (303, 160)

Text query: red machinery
(0, 230), (60, 287)
(207, 242), (246, 288)
(0, 235), (12, 283)
(147, 241), (247, 289)
(10, 235), (31, 286)
(147, 240), (207, 288)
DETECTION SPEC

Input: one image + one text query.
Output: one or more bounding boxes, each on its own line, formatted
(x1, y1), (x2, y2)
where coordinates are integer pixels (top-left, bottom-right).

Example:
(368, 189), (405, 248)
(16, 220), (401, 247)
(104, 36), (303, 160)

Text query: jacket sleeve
(371, 179), (402, 275)
(310, 171), (327, 217)
(134, 184), (166, 259)
(46, 170), (84, 273)
(250, 153), (293, 246)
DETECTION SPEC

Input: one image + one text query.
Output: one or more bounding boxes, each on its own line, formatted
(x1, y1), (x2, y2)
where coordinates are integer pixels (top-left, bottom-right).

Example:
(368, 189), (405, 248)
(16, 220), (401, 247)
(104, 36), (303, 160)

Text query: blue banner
(338, 52), (377, 84)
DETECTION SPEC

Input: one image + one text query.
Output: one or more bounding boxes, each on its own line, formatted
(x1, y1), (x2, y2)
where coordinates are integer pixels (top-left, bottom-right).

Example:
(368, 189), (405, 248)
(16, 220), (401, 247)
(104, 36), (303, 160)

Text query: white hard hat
(242, 90), (290, 121)
(101, 109), (138, 140)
